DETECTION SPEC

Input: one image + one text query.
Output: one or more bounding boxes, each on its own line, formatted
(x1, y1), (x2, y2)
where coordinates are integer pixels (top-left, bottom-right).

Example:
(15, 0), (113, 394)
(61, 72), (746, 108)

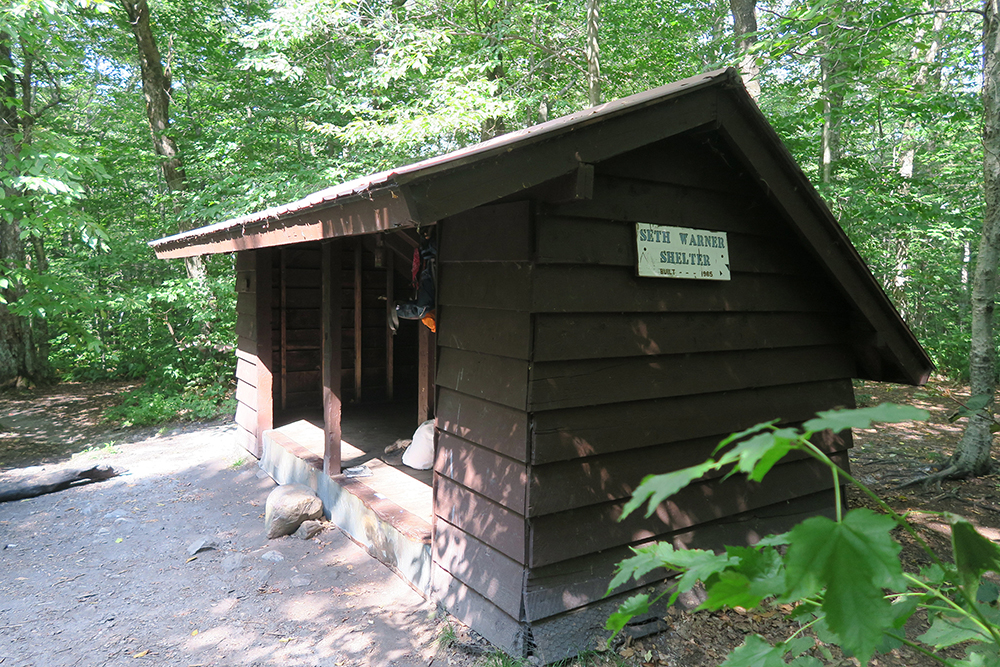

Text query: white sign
(635, 223), (731, 281)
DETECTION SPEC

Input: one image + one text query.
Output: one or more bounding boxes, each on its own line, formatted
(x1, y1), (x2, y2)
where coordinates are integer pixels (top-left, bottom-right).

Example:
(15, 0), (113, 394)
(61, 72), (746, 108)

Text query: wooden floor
(271, 402), (433, 523)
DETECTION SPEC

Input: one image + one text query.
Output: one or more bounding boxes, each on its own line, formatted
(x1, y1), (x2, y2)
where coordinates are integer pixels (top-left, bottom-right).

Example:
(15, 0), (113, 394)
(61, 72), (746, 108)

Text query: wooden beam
(715, 96), (932, 384)
(322, 241), (342, 476)
(255, 248), (274, 457)
(418, 326), (436, 422)
(152, 187), (416, 259)
(354, 240), (363, 401)
(279, 249), (288, 412)
(386, 250), (394, 400)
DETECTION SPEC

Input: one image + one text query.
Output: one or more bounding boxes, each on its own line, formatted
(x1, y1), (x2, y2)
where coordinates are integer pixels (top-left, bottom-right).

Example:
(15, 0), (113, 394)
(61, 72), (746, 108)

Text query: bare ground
(0, 380), (998, 667)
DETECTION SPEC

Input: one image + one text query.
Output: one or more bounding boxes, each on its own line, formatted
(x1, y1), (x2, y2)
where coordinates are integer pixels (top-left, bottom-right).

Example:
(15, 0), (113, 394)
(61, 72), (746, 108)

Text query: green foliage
(608, 404), (1000, 666)
(1, 0), (994, 414)
(103, 380), (235, 427)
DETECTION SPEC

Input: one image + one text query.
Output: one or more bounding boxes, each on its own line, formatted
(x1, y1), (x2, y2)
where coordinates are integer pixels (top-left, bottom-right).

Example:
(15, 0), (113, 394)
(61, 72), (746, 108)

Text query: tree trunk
(585, 0), (601, 106)
(818, 47), (843, 184)
(951, 0), (1000, 477)
(728, 0), (759, 100)
(119, 0), (204, 282)
(899, 3), (949, 179)
(0, 32), (52, 387)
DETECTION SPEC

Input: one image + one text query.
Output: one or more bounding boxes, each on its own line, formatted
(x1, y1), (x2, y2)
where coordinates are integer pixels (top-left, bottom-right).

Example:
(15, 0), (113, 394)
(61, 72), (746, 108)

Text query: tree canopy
(0, 0), (992, 427)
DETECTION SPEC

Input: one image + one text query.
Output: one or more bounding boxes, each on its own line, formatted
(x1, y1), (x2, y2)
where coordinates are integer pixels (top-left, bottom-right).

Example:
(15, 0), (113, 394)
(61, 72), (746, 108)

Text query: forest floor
(0, 379), (998, 667)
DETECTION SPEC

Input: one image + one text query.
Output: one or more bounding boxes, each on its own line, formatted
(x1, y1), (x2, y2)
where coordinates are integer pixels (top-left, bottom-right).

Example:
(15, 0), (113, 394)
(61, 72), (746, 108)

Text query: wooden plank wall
(432, 202), (535, 654)
(234, 250), (262, 455)
(267, 239), (419, 427)
(520, 132), (860, 659)
(428, 134), (865, 662)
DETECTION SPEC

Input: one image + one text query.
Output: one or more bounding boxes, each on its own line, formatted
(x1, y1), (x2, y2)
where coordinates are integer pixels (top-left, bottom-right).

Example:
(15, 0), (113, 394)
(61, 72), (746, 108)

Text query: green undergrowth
(103, 380), (235, 428)
(607, 403), (1000, 667)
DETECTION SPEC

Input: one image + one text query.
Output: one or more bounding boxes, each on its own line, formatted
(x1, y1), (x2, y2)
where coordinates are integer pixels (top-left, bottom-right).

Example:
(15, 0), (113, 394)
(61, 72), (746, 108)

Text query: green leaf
(781, 635), (815, 658)
(607, 543), (731, 600)
(802, 404), (929, 434)
(605, 593), (649, 636)
(977, 581), (999, 605)
(620, 461), (717, 520)
(950, 394), (993, 422)
(700, 545), (785, 609)
(951, 516), (1000, 585)
(719, 635), (787, 667)
(783, 509), (905, 664)
(918, 612), (992, 648)
(960, 647), (1000, 667)
(718, 428), (799, 482)
(714, 419), (779, 453)
(787, 657), (824, 667)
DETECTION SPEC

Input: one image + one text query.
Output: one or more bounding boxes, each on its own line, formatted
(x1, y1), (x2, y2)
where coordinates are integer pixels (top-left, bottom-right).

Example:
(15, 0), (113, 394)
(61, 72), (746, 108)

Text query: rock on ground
(264, 483), (323, 539)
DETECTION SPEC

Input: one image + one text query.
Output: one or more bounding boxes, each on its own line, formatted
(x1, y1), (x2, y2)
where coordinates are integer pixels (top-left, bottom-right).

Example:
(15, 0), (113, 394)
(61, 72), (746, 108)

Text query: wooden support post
(255, 248), (274, 456)
(322, 241), (342, 476)
(418, 325), (436, 423)
(279, 249), (288, 412)
(385, 250), (394, 401)
(354, 240), (363, 401)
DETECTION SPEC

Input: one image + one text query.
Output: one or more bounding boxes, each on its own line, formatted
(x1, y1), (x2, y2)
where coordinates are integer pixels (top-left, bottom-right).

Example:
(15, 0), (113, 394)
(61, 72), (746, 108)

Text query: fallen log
(0, 464), (120, 502)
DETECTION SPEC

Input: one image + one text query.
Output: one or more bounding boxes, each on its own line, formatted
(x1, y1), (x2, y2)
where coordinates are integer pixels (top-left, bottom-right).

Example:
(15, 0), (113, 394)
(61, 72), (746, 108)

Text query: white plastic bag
(401, 419), (435, 470)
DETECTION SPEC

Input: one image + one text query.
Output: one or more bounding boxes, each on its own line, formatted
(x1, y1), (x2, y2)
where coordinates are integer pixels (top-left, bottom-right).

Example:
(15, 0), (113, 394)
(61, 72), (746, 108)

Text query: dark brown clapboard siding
(236, 291), (255, 316)
(436, 305), (532, 360)
(439, 201), (533, 263)
(522, 488), (837, 623)
(282, 288), (321, 308)
(535, 216), (814, 277)
(436, 388), (530, 462)
(434, 519), (526, 619)
(285, 349), (321, 372)
(528, 345), (855, 411)
(235, 399), (256, 434)
(552, 174), (783, 237)
(437, 347), (529, 411)
(532, 311), (848, 362)
(527, 453), (848, 568)
(235, 425), (256, 454)
(435, 474), (527, 564)
(284, 391), (322, 410)
(235, 357), (258, 388)
(594, 132), (757, 193)
(437, 262), (533, 311)
(235, 380), (257, 411)
(235, 339), (256, 363)
(527, 427), (850, 517)
(435, 431), (528, 514)
(431, 564), (526, 655)
(529, 265), (848, 314)
(531, 378), (856, 464)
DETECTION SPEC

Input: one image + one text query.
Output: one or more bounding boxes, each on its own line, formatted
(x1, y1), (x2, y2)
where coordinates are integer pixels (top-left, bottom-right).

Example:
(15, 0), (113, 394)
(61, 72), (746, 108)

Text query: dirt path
(2, 381), (1000, 667)
(0, 385), (474, 667)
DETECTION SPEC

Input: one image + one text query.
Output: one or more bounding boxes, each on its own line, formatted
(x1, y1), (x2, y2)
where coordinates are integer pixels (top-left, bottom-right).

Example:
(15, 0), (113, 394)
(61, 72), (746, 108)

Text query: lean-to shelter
(150, 68), (933, 662)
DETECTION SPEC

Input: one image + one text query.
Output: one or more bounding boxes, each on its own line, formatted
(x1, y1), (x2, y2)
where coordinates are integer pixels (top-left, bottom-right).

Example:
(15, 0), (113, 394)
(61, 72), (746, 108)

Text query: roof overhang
(150, 69), (728, 259)
(149, 67), (934, 386)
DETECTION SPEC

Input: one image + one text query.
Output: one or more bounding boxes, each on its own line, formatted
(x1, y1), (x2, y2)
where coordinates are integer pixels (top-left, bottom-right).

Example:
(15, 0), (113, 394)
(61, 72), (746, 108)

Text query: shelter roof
(149, 68), (933, 385)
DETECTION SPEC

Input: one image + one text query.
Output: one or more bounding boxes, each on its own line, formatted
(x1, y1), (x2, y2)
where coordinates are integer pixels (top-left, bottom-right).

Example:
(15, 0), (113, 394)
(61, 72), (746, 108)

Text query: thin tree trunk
(0, 32), (51, 387)
(899, 2), (949, 179)
(585, 0), (601, 106)
(951, 0), (1000, 477)
(119, 0), (204, 282)
(729, 0), (760, 100)
(819, 48), (843, 184)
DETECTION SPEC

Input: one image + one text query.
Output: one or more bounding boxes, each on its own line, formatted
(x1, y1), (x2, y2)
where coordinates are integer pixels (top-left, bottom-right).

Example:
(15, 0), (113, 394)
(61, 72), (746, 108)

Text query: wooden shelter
(150, 68), (933, 662)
